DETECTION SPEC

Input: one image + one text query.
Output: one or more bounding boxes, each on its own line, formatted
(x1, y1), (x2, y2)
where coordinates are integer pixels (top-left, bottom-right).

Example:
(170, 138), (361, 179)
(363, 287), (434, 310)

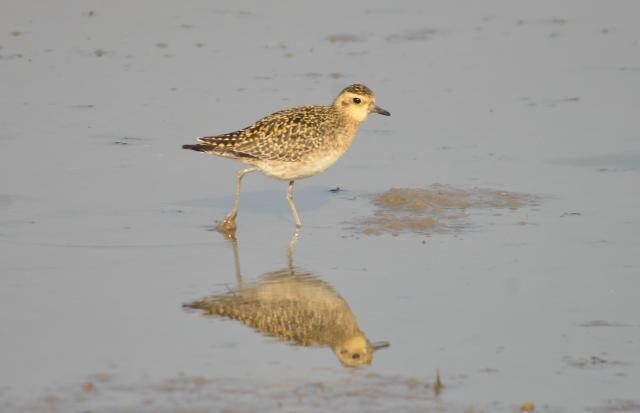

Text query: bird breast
(256, 129), (358, 181)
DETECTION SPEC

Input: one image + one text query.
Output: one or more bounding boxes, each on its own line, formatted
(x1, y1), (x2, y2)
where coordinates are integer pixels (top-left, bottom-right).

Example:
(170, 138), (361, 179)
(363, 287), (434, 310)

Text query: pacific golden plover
(183, 231), (389, 367)
(184, 269), (391, 367)
(182, 84), (390, 231)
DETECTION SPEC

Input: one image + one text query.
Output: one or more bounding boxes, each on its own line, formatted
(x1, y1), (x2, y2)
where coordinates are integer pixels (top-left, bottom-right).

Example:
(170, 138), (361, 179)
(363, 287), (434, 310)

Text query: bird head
(333, 335), (390, 367)
(333, 84), (390, 124)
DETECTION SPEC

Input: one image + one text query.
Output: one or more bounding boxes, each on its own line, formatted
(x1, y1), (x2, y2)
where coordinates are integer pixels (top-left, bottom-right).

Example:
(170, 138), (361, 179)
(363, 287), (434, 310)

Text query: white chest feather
(256, 149), (347, 181)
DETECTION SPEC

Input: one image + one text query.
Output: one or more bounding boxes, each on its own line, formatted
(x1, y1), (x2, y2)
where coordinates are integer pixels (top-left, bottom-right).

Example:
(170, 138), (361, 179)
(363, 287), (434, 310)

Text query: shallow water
(2, 0), (640, 412)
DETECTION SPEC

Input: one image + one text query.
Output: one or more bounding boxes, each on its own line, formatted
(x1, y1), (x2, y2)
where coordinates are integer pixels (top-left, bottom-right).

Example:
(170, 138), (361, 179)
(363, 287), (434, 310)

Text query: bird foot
(217, 213), (237, 237)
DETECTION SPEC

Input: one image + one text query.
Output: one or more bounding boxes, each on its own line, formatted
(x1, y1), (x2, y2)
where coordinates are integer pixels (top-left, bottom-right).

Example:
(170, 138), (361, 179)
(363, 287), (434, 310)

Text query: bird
(184, 268), (389, 367)
(182, 84), (390, 232)
(183, 227), (390, 367)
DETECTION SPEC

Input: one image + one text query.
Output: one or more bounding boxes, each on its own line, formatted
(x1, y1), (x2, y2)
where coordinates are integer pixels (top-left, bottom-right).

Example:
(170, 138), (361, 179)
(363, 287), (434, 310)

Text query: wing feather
(192, 105), (341, 162)
(232, 106), (340, 162)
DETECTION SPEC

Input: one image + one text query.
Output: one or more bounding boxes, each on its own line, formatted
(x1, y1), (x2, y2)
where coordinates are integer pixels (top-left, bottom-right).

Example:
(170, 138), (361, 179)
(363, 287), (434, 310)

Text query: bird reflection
(184, 229), (389, 367)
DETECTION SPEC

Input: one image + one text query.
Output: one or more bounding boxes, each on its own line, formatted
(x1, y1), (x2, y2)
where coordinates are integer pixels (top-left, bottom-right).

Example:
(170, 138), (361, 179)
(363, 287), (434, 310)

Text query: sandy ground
(1, 1), (639, 412)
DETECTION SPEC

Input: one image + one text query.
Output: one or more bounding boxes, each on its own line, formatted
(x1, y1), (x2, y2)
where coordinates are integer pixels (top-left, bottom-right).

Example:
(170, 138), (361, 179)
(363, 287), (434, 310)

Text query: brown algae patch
(359, 215), (438, 235)
(354, 185), (537, 236)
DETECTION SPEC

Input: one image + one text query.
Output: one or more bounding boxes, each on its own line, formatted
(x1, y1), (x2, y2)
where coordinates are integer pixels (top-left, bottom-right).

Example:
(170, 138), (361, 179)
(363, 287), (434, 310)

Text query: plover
(182, 84), (390, 231)
(183, 231), (390, 367)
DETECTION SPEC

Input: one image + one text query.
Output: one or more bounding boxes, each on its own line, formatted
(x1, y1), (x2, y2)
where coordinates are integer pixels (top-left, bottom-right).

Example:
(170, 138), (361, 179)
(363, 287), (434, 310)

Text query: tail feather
(182, 144), (209, 152)
(182, 142), (255, 160)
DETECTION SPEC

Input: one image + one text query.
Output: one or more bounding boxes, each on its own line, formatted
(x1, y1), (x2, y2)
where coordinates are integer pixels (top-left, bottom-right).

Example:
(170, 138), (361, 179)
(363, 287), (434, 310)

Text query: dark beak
(371, 341), (390, 350)
(371, 105), (391, 116)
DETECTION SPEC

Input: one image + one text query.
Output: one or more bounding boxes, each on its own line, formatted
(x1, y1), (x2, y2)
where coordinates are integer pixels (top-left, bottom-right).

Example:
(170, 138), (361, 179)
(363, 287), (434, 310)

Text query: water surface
(1, 1), (639, 411)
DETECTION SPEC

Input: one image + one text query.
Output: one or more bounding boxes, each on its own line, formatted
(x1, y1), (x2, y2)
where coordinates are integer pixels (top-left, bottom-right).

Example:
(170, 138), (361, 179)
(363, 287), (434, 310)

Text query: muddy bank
(353, 185), (539, 235)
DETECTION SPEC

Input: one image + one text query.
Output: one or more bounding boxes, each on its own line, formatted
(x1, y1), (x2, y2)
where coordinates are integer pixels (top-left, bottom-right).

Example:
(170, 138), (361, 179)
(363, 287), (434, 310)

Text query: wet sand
(1, 0), (640, 412)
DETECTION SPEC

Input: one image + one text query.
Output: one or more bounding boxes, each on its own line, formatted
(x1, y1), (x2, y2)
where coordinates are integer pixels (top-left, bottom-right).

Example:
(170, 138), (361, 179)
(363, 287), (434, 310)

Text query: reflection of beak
(371, 105), (391, 116)
(371, 341), (390, 350)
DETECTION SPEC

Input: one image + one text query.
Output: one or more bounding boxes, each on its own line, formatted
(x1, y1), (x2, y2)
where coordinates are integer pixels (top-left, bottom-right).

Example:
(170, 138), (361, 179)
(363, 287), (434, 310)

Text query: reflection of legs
(286, 180), (302, 228)
(287, 227), (300, 270)
(218, 167), (258, 233)
(218, 229), (244, 289)
(229, 235), (244, 289)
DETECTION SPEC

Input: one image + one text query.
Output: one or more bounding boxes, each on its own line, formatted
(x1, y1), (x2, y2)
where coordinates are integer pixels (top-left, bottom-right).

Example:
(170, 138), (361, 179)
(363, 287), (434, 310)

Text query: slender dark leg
(217, 167), (258, 234)
(286, 180), (302, 228)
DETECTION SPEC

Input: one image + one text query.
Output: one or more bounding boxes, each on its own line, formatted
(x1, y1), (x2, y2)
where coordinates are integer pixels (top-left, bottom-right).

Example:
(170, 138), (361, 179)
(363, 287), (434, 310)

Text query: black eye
(352, 97), (361, 104)
(352, 353), (360, 359)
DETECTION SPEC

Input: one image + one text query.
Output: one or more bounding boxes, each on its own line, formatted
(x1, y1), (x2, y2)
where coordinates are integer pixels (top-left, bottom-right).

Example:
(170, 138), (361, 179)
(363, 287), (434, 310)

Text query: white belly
(255, 150), (345, 181)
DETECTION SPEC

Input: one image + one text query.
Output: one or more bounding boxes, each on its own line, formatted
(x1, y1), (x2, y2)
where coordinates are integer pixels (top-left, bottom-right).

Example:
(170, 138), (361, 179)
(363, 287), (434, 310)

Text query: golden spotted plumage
(183, 231), (390, 366)
(198, 105), (346, 162)
(186, 271), (376, 367)
(182, 84), (390, 231)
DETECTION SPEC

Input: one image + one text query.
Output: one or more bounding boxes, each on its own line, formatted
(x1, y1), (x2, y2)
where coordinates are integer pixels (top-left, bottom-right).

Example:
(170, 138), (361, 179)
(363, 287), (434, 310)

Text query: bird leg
(286, 180), (302, 228)
(229, 232), (244, 290)
(217, 167), (258, 234)
(287, 227), (301, 270)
